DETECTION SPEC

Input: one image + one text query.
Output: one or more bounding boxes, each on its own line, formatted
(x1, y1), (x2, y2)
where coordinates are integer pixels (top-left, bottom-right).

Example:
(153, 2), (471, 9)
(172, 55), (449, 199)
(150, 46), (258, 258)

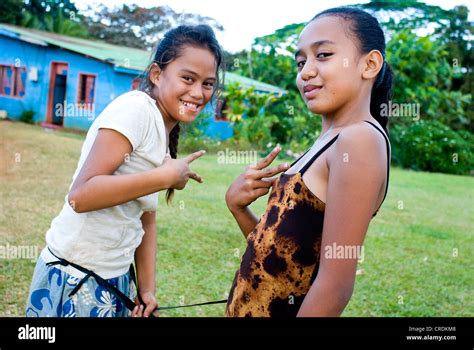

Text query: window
(77, 74), (96, 106)
(131, 77), (141, 90)
(0, 65), (26, 97)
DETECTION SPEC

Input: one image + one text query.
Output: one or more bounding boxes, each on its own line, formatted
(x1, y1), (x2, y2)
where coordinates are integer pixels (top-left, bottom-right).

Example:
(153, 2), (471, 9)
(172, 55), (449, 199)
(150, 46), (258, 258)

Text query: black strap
(289, 148), (311, 168)
(287, 122), (389, 216)
(46, 248), (228, 315)
(299, 134), (340, 175)
(363, 120), (390, 204)
(125, 260), (227, 312)
(69, 270), (93, 297)
(46, 248), (137, 312)
(157, 299), (228, 311)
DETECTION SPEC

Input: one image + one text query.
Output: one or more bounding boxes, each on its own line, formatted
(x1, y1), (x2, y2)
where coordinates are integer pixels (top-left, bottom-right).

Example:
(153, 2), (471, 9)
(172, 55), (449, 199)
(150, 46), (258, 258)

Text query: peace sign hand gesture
(161, 150), (206, 190)
(226, 146), (290, 213)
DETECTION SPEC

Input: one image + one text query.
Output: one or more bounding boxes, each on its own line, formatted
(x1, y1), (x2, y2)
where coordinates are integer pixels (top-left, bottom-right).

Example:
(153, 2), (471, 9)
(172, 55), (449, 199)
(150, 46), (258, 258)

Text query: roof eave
(113, 65), (142, 75)
(0, 27), (48, 47)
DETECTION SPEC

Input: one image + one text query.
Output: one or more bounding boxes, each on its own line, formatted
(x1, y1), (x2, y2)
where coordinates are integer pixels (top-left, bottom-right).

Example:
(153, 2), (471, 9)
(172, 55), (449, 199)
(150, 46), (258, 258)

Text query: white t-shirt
(41, 90), (167, 279)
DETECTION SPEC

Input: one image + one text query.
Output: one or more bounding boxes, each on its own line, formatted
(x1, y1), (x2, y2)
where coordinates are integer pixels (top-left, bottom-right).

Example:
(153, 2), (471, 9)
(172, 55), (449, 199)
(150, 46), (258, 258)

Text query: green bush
(387, 30), (472, 132)
(238, 113), (277, 150)
(390, 120), (474, 175)
(19, 109), (35, 124)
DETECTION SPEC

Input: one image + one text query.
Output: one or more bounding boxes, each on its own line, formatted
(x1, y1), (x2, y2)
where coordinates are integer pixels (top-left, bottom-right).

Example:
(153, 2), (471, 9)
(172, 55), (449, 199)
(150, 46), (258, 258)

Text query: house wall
(0, 34), (234, 139)
(201, 101), (233, 140)
(0, 35), (136, 130)
(0, 35), (47, 120)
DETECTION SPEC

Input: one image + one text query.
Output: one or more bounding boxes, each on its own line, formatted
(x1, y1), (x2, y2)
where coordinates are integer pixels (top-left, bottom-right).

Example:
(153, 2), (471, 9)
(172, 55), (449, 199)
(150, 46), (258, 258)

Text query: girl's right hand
(225, 147), (290, 213)
(132, 291), (160, 318)
(160, 150), (206, 190)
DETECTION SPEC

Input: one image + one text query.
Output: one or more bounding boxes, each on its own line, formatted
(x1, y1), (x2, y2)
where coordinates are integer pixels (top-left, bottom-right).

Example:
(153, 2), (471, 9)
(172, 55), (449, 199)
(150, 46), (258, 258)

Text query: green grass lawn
(0, 120), (472, 317)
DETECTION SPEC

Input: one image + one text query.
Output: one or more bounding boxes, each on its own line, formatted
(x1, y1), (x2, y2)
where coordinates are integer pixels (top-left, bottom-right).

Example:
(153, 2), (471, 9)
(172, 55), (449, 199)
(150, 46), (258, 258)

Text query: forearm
(69, 168), (171, 213)
(135, 224), (157, 294)
(229, 206), (259, 238)
(297, 280), (353, 317)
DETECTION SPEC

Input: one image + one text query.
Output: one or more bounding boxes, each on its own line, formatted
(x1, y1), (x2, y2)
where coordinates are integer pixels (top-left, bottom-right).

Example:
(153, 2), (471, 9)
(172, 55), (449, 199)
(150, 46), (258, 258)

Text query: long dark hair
(140, 24), (224, 203)
(312, 7), (393, 132)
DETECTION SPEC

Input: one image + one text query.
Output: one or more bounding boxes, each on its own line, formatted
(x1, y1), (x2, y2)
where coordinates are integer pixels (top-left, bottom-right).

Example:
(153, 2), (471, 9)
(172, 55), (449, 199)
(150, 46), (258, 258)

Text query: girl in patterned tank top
(225, 7), (392, 317)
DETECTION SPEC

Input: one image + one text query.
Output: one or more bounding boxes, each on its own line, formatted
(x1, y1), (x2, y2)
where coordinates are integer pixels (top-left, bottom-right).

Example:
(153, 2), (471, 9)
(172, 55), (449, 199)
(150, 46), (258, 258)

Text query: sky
(75, 0), (473, 52)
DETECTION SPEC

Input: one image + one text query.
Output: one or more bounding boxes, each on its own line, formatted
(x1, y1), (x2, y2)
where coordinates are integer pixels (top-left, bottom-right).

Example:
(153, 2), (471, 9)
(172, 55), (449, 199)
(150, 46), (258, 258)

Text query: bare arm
(297, 125), (387, 317)
(134, 210), (158, 317)
(68, 129), (204, 213)
(226, 147), (290, 238)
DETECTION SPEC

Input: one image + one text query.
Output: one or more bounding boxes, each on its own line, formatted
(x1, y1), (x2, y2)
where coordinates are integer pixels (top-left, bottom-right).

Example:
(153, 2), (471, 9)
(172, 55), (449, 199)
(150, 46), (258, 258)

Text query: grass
(0, 120), (472, 317)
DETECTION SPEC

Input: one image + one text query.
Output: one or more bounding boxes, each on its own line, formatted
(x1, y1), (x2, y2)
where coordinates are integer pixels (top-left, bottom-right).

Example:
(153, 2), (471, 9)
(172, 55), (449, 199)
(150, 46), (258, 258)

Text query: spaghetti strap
(289, 148), (310, 167)
(364, 120), (390, 204)
(300, 134), (340, 175)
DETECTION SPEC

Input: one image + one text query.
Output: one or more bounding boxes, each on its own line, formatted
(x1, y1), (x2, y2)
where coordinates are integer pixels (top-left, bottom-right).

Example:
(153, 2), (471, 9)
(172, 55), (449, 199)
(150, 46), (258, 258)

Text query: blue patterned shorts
(26, 257), (137, 317)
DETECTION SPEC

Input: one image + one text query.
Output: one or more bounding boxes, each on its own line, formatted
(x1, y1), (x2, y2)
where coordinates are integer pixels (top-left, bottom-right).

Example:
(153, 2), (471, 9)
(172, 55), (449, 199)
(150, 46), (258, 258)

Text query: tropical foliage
(2, 0), (472, 174)
(225, 1), (473, 175)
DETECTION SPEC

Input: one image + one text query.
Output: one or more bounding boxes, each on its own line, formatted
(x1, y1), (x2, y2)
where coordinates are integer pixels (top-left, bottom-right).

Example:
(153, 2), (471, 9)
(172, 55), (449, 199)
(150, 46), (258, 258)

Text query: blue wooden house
(0, 24), (286, 140)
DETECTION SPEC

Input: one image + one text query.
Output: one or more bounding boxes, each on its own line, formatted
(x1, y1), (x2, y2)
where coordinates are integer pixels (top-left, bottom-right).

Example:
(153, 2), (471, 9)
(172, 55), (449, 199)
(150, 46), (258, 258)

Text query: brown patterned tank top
(226, 120), (390, 317)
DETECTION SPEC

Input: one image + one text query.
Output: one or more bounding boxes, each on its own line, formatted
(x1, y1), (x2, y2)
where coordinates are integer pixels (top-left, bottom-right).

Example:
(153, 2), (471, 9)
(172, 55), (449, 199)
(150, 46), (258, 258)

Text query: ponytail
(165, 123), (180, 204)
(370, 62), (393, 132)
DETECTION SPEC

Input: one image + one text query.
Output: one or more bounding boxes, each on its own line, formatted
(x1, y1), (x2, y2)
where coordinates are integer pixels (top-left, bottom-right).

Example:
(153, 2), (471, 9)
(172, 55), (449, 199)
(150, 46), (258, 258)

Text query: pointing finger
(252, 162), (290, 180)
(184, 150), (206, 164)
(253, 146), (281, 170)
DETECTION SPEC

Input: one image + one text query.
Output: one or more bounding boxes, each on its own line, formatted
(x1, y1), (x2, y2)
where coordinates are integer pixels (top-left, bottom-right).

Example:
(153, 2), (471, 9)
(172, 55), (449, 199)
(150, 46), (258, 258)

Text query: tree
(0, 0), (23, 24)
(387, 30), (471, 131)
(83, 4), (224, 50)
(226, 22), (321, 150)
(359, 1), (473, 116)
(225, 1), (473, 173)
(16, 0), (87, 37)
(386, 30), (472, 174)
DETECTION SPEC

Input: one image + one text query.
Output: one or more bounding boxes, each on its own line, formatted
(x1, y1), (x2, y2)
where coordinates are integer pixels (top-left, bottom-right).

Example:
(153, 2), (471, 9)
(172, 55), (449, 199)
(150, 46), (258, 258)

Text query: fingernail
(284, 163), (289, 167)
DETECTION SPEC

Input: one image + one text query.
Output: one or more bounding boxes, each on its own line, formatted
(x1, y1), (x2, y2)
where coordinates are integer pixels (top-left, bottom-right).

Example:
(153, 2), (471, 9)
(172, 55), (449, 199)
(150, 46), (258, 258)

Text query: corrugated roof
(0, 24), (286, 95)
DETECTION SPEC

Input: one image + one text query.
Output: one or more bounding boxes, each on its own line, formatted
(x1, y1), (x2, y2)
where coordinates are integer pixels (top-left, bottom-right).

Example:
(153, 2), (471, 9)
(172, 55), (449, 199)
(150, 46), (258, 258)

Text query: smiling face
(151, 46), (218, 124)
(295, 15), (367, 115)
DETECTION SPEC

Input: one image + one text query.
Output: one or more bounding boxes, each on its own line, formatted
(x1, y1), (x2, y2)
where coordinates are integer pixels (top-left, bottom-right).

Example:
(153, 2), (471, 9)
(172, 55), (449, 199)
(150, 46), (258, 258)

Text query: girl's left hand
(132, 291), (160, 317)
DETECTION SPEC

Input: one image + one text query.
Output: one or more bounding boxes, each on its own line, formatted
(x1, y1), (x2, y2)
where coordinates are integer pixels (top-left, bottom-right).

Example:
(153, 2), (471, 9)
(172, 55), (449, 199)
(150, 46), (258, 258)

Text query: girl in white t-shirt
(26, 25), (224, 318)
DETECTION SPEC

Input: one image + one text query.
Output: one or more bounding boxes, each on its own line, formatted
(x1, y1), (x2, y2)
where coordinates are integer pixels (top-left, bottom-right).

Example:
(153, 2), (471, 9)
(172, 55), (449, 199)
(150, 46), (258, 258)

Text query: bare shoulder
(339, 121), (387, 149)
(328, 121), (389, 170)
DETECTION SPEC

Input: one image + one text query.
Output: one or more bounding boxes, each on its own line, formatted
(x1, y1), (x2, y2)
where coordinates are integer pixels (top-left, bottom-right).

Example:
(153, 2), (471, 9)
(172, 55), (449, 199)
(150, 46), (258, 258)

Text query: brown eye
(296, 60), (305, 69)
(316, 52), (333, 59)
(203, 81), (214, 89)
